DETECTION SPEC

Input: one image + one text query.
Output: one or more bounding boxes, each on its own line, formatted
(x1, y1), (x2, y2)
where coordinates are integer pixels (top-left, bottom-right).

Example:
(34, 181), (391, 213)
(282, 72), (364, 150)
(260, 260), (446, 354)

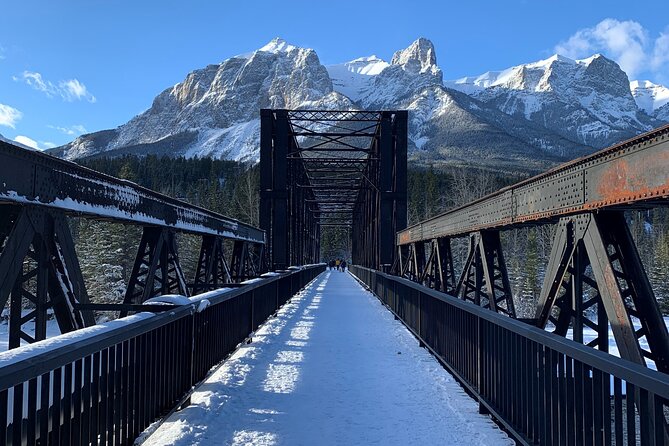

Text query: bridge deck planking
(144, 271), (512, 445)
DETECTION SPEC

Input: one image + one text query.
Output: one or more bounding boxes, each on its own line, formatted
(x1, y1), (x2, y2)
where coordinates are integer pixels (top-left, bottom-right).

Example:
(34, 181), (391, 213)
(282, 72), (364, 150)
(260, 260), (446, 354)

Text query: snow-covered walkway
(144, 271), (512, 445)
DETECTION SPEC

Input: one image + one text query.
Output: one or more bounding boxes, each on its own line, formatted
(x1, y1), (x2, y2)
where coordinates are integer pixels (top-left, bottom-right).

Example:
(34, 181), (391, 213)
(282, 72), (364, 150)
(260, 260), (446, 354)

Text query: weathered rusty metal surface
(398, 124), (669, 244)
(0, 140), (265, 243)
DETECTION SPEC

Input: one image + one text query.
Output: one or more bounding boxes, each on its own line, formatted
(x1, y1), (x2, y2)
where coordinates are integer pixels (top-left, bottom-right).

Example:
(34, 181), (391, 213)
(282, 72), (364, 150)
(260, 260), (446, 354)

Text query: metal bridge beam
(397, 124), (669, 245)
(0, 140), (264, 244)
(0, 205), (94, 346)
(453, 231), (516, 317)
(395, 125), (669, 373)
(261, 109), (407, 270)
(535, 212), (669, 373)
(0, 138), (267, 347)
(121, 227), (189, 314)
(192, 235), (232, 294)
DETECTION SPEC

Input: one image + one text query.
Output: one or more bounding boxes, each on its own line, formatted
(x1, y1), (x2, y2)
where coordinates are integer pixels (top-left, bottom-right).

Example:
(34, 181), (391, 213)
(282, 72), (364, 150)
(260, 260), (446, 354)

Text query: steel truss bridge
(0, 111), (666, 445)
(259, 109), (407, 270)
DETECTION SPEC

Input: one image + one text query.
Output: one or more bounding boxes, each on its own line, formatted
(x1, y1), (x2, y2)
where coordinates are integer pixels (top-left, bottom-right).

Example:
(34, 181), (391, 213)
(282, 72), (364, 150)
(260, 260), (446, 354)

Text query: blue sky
(1, 0), (668, 150)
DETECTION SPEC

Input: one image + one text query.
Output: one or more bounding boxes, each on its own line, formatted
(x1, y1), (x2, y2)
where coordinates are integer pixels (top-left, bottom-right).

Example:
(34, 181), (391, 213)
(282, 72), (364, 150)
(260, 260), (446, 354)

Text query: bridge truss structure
(259, 109), (407, 271)
(394, 124), (669, 374)
(0, 141), (266, 349)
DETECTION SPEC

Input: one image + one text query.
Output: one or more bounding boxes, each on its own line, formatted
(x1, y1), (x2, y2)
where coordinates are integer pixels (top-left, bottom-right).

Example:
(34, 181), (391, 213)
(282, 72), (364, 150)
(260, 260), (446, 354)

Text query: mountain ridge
(50, 37), (668, 173)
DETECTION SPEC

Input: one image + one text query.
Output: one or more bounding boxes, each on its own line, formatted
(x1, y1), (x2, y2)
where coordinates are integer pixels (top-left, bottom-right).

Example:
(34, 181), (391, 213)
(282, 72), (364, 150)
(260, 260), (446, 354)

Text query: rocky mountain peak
(579, 53), (631, 93)
(49, 38), (668, 171)
(391, 38), (440, 77)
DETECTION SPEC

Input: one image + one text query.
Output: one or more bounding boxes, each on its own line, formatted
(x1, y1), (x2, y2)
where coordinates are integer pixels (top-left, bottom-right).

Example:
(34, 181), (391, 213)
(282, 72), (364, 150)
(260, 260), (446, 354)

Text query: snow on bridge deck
(145, 271), (512, 446)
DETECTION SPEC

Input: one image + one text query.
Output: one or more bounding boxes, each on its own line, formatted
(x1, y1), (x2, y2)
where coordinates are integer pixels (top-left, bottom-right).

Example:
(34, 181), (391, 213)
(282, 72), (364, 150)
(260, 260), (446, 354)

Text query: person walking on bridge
(335, 258), (341, 271)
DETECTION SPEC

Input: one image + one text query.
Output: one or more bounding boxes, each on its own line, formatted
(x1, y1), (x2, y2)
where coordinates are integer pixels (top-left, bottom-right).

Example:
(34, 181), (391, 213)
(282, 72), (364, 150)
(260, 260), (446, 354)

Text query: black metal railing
(0, 265), (324, 445)
(350, 265), (669, 446)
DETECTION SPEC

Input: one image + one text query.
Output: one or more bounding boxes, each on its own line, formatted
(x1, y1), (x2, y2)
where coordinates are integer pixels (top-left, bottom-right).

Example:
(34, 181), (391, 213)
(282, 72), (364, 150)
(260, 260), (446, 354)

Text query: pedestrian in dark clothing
(341, 260), (347, 271)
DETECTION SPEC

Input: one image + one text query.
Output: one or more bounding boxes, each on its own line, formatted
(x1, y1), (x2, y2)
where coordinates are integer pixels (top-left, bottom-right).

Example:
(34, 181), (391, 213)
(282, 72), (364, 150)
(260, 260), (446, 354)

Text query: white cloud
(652, 29), (669, 72)
(49, 124), (87, 135)
(40, 141), (56, 149)
(0, 44), (5, 60)
(60, 79), (96, 102)
(555, 19), (669, 81)
(0, 103), (22, 128)
(15, 71), (96, 103)
(14, 135), (39, 150)
(20, 71), (51, 93)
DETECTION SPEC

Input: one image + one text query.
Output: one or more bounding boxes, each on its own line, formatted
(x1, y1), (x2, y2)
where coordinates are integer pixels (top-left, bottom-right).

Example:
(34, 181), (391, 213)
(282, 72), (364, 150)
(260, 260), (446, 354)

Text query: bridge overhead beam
(260, 109), (290, 270)
(378, 111), (408, 270)
(353, 111), (407, 271)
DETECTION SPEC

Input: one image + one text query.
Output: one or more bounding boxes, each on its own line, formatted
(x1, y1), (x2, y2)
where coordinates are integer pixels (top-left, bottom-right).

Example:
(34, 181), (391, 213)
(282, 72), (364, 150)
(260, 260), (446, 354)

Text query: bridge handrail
(355, 266), (669, 397)
(0, 264), (325, 444)
(350, 265), (669, 445)
(0, 270), (284, 390)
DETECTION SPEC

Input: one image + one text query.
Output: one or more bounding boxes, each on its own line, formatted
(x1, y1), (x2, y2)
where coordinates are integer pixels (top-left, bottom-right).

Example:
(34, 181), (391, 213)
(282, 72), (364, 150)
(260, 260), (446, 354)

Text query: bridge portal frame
(260, 109), (407, 271)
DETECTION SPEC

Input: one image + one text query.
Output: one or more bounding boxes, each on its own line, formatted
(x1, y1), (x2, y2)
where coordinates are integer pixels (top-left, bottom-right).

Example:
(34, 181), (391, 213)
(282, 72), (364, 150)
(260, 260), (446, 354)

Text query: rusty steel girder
(398, 124), (669, 245)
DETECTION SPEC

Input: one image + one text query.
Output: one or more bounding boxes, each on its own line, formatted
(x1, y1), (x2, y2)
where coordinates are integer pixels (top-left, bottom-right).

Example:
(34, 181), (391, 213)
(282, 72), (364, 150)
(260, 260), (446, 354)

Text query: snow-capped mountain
(631, 80), (669, 121)
(51, 37), (669, 172)
(53, 38), (353, 161)
(446, 54), (661, 148)
(326, 56), (389, 102)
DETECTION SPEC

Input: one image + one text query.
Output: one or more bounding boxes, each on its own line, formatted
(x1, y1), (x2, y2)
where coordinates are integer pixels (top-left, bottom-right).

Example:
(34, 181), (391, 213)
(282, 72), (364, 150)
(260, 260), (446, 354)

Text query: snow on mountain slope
(50, 37), (668, 172)
(55, 38), (353, 162)
(631, 80), (669, 115)
(655, 103), (669, 122)
(326, 56), (389, 102)
(446, 54), (665, 148)
(357, 37), (443, 108)
(346, 39), (588, 168)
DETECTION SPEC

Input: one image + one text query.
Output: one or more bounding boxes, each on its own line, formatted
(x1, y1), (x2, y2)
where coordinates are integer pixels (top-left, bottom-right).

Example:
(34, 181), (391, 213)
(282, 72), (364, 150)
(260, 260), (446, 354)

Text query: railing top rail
(355, 265), (669, 399)
(397, 123), (669, 244)
(0, 140), (265, 243)
(0, 265), (323, 390)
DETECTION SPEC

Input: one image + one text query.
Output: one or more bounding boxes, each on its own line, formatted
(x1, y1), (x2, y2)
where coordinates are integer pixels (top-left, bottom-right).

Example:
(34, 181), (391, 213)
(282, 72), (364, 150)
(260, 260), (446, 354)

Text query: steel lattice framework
(394, 124), (669, 376)
(0, 140), (266, 348)
(260, 109), (407, 270)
